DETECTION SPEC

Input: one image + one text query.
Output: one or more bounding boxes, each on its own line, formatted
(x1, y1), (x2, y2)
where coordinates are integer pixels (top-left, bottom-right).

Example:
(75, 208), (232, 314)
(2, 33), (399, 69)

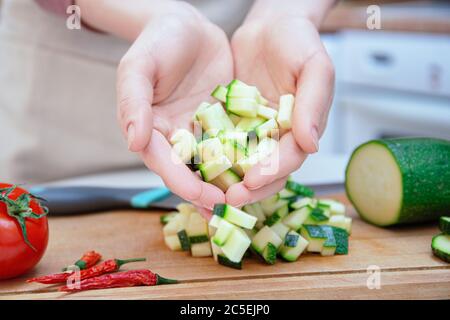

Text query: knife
(29, 183), (344, 216)
(29, 186), (183, 216)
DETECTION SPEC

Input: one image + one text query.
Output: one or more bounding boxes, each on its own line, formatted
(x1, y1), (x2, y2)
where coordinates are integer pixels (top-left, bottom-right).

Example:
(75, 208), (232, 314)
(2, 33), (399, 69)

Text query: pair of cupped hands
(116, 3), (335, 216)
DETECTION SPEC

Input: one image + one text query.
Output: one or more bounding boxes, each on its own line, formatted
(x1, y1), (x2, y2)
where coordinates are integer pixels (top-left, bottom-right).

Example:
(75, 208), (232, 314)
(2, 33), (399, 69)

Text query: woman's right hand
(115, 3), (233, 211)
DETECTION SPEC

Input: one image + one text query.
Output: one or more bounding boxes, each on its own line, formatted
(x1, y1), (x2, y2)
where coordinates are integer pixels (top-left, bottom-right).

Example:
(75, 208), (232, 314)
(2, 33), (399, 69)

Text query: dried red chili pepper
(27, 257), (145, 284)
(62, 250), (102, 271)
(59, 269), (177, 292)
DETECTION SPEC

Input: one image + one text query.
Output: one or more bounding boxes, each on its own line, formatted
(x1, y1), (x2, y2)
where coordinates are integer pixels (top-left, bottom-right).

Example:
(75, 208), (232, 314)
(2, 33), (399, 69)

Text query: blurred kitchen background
(0, 0), (449, 189)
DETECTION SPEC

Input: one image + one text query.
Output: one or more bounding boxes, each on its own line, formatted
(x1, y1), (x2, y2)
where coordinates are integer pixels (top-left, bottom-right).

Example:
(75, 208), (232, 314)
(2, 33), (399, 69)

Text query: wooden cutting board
(0, 194), (449, 300)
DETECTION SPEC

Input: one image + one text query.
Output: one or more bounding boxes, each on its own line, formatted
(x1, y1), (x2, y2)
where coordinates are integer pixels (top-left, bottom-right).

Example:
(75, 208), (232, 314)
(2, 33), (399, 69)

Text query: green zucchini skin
(346, 138), (450, 226)
(431, 234), (450, 263)
(439, 217), (450, 234)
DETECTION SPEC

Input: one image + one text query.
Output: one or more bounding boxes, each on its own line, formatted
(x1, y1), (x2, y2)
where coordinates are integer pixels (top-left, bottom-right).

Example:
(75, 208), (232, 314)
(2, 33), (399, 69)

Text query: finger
(226, 176), (288, 208)
(117, 53), (155, 152)
(140, 130), (225, 210)
(243, 132), (307, 190)
(292, 50), (335, 153)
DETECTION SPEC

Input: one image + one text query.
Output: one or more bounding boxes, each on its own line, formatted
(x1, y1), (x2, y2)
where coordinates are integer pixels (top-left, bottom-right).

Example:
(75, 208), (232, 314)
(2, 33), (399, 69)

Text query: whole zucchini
(345, 138), (450, 226)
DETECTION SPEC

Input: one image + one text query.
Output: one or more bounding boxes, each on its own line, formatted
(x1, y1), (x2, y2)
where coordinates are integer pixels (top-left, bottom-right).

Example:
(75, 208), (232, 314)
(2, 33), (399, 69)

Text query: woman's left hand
(227, 0), (335, 207)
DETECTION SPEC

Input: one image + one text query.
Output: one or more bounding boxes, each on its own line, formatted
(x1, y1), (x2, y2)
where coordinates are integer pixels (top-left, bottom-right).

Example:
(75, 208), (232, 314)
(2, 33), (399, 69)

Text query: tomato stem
(0, 185), (48, 251)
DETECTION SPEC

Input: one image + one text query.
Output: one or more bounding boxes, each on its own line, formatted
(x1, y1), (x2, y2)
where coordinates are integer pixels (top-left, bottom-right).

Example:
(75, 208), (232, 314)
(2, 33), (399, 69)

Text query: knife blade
(29, 186), (183, 216)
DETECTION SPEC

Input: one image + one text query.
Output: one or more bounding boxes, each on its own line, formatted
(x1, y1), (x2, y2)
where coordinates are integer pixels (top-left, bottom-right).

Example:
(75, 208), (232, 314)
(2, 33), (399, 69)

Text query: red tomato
(0, 183), (49, 280)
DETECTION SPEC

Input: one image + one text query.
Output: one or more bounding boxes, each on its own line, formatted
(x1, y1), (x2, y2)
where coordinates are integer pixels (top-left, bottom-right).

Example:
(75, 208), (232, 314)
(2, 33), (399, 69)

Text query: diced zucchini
(262, 243), (277, 265)
(318, 199), (346, 216)
(186, 212), (209, 243)
(260, 194), (279, 216)
(191, 241), (213, 257)
(172, 139), (197, 163)
(169, 129), (195, 145)
(308, 207), (330, 223)
(277, 94), (294, 129)
(199, 155), (232, 181)
(332, 226), (349, 255)
(264, 204), (288, 227)
(226, 81), (259, 118)
(270, 221), (290, 240)
(282, 206), (311, 230)
(227, 82), (259, 99)
(211, 239), (223, 262)
(439, 216), (450, 234)
(163, 213), (189, 236)
(160, 212), (177, 225)
(226, 98), (258, 117)
(256, 137), (278, 159)
(290, 197), (316, 210)
(260, 198), (288, 217)
(177, 230), (191, 251)
(218, 254), (242, 269)
(229, 113), (241, 126)
(213, 204), (257, 230)
(164, 234), (182, 251)
(243, 204), (265, 230)
(197, 138), (224, 162)
(209, 215), (223, 228)
(300, 225), (327, 253)
(257, 94), (269, 106)
(431, 234), (450, 263)
(257, 105), (278, 119)
(202, 128), (222, 140)
(211, 85), (227, 102)
(210, 169), (242, 192)
(278, 188), (297, 199)
(196, 102), (235, 132)
(236, 153), (260, 175)
(194, 102), (211, 121)
(177, 203), (196, 216)
(221, 228), (251, 263)
(208, 225), (217, 237)
(255, 118), (278, 139)
(285, 181), (315, 197)
(212, 218), (235, 246)
(251, 226), (282, 254)
(320, 226), (337, 256)
(284, 233), (299, 247)
(220, 131), (248, 148)
(279, 231), (309, 262)
(328, 215), (352, 234)
(235, 117), (266, 132)
(223, 140), (247, 164)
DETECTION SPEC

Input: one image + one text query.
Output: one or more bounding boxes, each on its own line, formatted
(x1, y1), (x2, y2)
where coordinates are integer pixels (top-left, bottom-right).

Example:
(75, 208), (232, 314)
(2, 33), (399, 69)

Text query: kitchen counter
(0, 194), (449, 300)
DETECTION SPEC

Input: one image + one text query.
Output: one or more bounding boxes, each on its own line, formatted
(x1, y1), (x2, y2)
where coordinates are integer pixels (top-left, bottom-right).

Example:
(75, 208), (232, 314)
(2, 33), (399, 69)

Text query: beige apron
(0, 0), (252, 183)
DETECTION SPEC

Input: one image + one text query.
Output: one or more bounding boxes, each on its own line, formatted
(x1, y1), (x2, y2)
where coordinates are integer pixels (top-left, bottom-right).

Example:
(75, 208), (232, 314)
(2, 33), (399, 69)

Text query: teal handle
(130, 187), (171, 208)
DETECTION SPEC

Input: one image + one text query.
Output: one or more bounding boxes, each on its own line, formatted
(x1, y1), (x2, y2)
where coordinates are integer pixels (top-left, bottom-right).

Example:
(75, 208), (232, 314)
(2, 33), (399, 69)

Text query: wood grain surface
(0, 194), (448, 300)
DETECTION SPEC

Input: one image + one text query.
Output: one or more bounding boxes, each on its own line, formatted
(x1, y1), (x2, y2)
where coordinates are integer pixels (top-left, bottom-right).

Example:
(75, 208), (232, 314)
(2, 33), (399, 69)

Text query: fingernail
(311, 126), (319, 152)
(127, 124), (135, 150)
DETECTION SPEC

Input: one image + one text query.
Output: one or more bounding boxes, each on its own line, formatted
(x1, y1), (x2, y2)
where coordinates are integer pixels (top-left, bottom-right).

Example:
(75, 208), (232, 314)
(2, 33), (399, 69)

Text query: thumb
(291, 51), (335, 154)
(117, 55), (155, 152)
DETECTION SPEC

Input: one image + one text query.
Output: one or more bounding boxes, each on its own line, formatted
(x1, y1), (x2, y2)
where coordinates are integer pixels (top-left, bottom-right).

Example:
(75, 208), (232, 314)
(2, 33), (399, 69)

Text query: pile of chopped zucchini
(161, 180), (352, 269)
(169, 79), (295, 192)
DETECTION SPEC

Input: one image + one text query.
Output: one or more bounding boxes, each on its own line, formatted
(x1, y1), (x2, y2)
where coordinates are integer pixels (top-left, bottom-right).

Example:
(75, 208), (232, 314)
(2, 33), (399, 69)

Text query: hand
(228, 1), (335, 207)
(116, 3), (233, 210)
